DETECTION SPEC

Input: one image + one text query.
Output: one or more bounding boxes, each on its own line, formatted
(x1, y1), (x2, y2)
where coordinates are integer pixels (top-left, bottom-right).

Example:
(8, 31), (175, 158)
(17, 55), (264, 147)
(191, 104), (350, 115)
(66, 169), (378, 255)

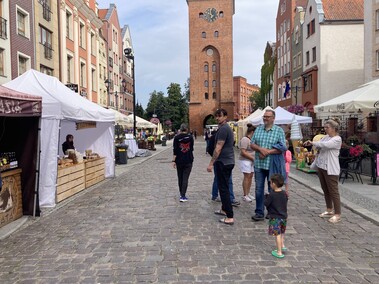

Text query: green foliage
(135, 102), (145, 118)
(260, 49), (277, 107)
(144, 81), (189, 131)
(250, 90), (264, 111)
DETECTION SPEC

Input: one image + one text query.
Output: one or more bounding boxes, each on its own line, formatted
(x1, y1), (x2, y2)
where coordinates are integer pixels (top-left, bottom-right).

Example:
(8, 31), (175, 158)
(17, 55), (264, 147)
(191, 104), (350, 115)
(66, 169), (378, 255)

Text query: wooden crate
(56, 163), (85, 203)
(0, 169), (23, 228)
(85, 157), (105, 188)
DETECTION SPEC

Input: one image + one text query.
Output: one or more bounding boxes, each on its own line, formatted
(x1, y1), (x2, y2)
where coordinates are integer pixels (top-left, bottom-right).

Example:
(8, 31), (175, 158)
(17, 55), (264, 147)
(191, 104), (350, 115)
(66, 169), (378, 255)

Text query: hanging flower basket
(288, 104), (305, 114)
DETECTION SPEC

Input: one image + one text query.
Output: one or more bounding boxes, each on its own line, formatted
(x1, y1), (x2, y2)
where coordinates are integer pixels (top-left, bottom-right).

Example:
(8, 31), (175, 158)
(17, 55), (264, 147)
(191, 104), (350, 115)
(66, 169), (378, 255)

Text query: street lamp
(124, 47), (136, 138)
(121, 79), (126, 110)
(104, 79), (110, 107)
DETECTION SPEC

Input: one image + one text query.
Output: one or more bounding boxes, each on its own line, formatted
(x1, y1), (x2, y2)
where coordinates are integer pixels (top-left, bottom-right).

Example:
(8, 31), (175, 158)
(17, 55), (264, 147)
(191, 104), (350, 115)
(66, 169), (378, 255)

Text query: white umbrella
(314, 78), (379, 113)
(127, 114), (157, 128)
(108, 108), (133, 126)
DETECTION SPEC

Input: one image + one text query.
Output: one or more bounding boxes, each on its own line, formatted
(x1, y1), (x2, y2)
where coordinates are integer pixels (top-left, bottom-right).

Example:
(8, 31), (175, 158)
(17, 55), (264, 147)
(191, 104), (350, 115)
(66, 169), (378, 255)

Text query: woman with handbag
(303, 118), (342, 223)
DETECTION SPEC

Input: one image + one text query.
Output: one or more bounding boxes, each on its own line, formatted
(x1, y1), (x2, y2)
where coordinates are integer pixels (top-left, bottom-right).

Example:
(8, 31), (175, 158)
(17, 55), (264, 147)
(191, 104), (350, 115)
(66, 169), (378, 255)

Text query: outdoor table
(124, 139), (138, 158)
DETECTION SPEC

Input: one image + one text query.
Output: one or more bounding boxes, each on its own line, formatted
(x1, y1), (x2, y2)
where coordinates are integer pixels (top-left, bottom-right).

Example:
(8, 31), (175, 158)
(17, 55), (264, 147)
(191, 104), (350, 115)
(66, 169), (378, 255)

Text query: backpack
(206, 130), (217, 155)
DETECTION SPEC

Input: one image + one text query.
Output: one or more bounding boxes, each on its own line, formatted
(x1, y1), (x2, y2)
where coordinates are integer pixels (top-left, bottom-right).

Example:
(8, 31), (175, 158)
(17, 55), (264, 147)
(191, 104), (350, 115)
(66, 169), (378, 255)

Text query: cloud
(96, 0), (277, 107)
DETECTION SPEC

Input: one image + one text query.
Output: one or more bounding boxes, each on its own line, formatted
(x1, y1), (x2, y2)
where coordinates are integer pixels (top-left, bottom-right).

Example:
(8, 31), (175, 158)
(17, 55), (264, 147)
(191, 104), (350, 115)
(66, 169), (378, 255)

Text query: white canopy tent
(4, 70), (115, 208)
(108, 108), (133, 126)
(126, 114), (157, 128)
(314, 78), (379, 113)
(249, 106), (312, 125)
(236, 109), (263, 142)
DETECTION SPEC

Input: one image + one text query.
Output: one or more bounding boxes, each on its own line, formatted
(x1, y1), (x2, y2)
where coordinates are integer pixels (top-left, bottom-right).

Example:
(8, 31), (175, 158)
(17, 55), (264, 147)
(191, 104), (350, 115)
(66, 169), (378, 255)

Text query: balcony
(43, 42), (53, 59)
(0, 17), (7, 39)
(39, 0), (52, 22)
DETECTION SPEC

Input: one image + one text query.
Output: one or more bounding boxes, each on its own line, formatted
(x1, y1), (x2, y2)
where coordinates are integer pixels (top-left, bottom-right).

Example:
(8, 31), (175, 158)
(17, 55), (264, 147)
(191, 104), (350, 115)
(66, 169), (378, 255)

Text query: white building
(364, 0), (379, 82)
(303, 0), (364, 106)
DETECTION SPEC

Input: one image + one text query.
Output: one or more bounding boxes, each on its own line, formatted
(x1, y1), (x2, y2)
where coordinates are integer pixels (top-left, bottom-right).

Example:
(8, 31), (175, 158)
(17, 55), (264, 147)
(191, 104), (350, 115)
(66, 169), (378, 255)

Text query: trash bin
(116, 145), (128, 164)
(161, 137), (167, 146)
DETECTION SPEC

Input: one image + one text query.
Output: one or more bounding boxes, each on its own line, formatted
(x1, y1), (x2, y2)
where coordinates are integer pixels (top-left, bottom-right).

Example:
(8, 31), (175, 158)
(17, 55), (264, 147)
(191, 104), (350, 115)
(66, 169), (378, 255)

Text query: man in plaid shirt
(250, 110), (286, 221)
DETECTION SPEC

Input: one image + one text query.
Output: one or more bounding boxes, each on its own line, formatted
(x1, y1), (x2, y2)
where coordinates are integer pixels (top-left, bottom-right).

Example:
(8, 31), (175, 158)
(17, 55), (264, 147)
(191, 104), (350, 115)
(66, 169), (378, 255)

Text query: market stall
(4, 70), (115, 208)
(0, 85), (42, 226)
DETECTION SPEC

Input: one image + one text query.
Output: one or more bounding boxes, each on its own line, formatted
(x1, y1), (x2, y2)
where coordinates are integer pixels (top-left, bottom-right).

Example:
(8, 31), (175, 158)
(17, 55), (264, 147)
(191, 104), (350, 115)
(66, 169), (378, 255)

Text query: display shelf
(0, 169), (23, 228)
(84, 157), (105, 188)
(56, 163), (85, 203)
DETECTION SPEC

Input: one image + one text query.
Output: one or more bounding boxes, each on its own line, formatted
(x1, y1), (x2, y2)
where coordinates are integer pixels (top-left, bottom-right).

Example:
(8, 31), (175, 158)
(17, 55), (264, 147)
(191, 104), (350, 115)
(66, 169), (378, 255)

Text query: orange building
(187, 0), (235, 134)
(233, 76), (259, 120)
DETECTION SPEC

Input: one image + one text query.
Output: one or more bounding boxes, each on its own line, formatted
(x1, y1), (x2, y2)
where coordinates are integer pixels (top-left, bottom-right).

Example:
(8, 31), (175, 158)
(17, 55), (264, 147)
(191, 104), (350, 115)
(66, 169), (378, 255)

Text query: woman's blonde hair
(325, 117), (340, 132)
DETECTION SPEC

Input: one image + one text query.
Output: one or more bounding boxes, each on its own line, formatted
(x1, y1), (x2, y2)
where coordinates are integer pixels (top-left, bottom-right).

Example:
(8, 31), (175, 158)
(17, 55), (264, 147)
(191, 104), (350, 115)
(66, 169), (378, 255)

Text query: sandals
(328, 215), (341, 224)
(214, 210), (227, 216)
(271, 250), (284, 258)
(219, 218), (234, 225)
(319, 211), (334, 218)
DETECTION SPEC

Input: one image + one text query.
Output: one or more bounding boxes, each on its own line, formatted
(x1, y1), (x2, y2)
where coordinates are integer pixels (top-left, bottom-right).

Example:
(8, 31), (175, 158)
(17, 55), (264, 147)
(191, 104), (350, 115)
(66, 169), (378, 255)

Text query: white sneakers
(242, 195), (254, 202)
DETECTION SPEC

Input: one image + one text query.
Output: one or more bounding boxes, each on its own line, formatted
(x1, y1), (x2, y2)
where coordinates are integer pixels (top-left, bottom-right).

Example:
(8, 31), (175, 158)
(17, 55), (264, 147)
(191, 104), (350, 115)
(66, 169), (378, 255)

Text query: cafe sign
(0, 97), (42, 117)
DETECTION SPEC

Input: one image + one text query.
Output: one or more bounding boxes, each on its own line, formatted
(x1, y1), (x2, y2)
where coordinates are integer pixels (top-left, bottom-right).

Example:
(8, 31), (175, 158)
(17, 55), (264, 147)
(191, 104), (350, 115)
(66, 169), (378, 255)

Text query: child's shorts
(268, 218), (287, 236)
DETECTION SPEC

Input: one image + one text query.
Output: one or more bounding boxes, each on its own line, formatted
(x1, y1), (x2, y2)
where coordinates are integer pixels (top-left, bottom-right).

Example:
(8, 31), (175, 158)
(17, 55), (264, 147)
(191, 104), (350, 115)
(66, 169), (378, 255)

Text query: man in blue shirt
(250, 110), (286, 221)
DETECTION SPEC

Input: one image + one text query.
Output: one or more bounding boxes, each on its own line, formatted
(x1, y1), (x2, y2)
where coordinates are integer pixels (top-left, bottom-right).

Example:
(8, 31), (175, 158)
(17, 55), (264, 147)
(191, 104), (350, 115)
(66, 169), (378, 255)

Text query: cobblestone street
(0, 140), (379, 283)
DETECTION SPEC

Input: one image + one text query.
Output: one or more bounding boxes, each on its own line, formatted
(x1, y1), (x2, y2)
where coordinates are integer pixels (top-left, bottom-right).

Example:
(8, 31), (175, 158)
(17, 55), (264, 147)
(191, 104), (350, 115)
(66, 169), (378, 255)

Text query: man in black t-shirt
(172, 123), (194, 202)
(207, 109), (235, 225)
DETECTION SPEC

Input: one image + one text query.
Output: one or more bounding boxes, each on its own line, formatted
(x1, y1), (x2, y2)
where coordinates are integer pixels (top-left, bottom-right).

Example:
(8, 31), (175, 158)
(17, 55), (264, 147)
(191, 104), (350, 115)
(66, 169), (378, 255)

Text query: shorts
(268, 218), (287, 236)
(238, 159), (254, 174)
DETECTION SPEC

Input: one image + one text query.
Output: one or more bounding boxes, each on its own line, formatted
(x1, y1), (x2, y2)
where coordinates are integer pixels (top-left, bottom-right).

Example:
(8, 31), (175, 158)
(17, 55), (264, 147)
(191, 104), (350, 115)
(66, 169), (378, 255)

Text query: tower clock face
(203, 8), (218, 22)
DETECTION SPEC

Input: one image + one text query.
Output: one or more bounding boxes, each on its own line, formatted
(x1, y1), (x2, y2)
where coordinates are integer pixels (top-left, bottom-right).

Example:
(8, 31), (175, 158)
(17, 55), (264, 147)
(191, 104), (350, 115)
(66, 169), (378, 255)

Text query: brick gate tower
(186, 0), (235, 134)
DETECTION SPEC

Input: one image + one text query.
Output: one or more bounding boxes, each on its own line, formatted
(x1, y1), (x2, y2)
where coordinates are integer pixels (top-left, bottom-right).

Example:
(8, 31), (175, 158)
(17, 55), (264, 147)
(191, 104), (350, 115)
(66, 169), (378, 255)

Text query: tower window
(214, 31), (219, 37)
(204, 64), (208, 72)
(205, 92), (209, 100)
(212, 92), (216, 99)
(212, 63), (216, 72)
(202, 32), (206, 38)
(212, 80), (216, 87)
(219, 11), (224, 18)
(199, 13), (203, 18)
(204, 80), (208, 87)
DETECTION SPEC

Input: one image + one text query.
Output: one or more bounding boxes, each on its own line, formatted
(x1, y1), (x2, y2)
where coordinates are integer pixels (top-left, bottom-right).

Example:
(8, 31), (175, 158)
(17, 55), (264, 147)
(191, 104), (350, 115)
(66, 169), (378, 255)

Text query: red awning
(0, 85), (42, 117)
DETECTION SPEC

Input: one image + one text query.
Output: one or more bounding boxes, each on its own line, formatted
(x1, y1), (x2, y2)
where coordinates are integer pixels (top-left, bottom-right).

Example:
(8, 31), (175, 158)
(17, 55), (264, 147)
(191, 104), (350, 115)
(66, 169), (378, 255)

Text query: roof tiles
(322, 0), (364, 21)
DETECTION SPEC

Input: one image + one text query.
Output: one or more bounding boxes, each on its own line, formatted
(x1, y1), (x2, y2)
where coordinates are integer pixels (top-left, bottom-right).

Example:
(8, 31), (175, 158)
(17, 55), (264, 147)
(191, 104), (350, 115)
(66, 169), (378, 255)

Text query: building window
(219, 11), (224, 18)
(199, 13), (203, 18)
(214, 31), (219, 37)
(41, 0), (51, 21)
(40, 65), (53, 76)
(66, 11), (72, 39)
(92, 68), (96, 91)
(67, 55), (73, 83)
(0, 48), (4, 76)
(204, 80), (208, 87)
(304, 74), (312, 92)
(293, 56), (297, 70)
(205, 92), (209, 100)
(212, 80), (216, 87)
(18, 54), (30, 75)
(212, 63), (216, 72)
(307, 19), (315, 37)
(376, 10), (379, 30)
(204, 64), (208, 72)
(212, 92), (216, 99)
(91, 32), (96, 56)
(298, 54), (302, 67)
(40, 26), (53, 59)
(17, 7), (29, 38)
(312, 47), (316, 62)
(376, 50), (379, 70)
(80, 62), (86, 87)
(79, 22), (85, 48)
(306, 51), (310, 65)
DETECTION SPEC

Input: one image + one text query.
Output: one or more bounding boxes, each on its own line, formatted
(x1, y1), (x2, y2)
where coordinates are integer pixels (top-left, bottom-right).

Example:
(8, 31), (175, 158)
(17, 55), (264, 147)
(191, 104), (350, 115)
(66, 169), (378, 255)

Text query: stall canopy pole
(33, 117), (42, 218)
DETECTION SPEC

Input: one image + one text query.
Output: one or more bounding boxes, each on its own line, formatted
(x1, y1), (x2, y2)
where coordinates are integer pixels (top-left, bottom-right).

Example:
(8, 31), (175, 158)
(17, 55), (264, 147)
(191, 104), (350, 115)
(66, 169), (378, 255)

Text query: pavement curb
(290, 172), (379, 226)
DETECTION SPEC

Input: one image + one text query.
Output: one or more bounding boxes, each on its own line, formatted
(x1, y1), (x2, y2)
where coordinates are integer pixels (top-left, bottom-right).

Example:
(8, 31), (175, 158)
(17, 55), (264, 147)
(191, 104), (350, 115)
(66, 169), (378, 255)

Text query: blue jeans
(212, 165), (235, 201)
(254, 167), (272, 217)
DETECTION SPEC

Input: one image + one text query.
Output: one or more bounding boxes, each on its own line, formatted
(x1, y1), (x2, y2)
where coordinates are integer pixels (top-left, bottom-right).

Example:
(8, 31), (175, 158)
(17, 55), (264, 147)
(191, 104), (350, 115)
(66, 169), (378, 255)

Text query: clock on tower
(186, 0), (235, 135)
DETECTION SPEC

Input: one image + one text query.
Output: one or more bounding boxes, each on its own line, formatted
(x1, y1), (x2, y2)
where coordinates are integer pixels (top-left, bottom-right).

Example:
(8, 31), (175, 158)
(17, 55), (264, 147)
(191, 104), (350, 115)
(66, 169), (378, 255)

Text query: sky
(96, 0), (278, 108)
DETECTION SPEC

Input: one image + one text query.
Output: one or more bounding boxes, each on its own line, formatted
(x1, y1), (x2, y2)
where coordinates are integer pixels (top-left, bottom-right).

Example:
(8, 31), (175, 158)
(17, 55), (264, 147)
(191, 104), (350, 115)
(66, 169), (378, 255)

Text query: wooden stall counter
(0, 168), (23, 228)
(84, 157), (105, 188)
(56, 162), (85, 203)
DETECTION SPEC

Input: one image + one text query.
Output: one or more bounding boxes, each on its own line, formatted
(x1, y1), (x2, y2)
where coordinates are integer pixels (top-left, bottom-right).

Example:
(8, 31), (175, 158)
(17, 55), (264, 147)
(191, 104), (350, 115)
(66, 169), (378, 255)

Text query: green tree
(250, 90), (264, 111)
(145, 91), (166, 121)
(135, 102), (145, 118)
(166, 83), (188, 131)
